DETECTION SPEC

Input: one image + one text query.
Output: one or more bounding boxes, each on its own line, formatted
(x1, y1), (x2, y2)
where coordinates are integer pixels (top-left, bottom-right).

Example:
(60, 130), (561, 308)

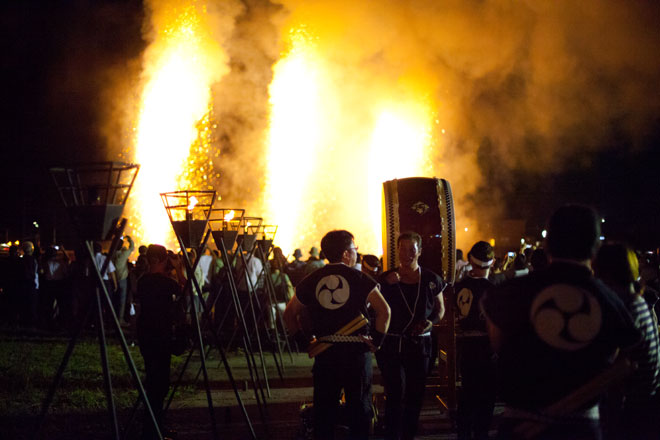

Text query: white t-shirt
(95, 253), (116, 280)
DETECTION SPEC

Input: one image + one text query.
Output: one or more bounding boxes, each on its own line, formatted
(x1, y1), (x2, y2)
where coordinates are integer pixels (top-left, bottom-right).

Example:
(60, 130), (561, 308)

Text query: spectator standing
(93, 242), (117, 323)
(137, 245), (183, 440)
(21, 241), (39, 327)
(269, 247), (294, 330)
(594, 243), (660, 439)
(286, 248), (306, 286)
(304, 246), (326, 275)
(455, 249), (469, 282)
(112, 235), (134, 324)
(360, 254), (381, 278)
(41, 245), (71, 330)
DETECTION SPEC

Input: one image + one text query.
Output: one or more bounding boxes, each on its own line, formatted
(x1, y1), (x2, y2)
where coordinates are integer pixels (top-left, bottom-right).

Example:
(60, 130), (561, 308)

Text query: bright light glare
(367, 108), (432, 253)
(126, 5), (222, 250)
(265, 32), (322, 253)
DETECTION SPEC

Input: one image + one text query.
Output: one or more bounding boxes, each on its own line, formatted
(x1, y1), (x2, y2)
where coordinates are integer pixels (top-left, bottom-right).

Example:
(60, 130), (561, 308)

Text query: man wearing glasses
(284, 229), (391, 440)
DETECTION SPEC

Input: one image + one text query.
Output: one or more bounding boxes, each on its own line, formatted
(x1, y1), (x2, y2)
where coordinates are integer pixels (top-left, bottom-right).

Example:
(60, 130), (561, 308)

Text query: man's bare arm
(366, 287), (391, 334)
(432, 292), (445, 323)
(283, 294), (305, 335)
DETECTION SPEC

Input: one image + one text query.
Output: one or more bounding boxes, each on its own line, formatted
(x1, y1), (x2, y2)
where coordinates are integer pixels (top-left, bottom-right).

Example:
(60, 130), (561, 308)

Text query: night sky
(2, 0), (659, 250)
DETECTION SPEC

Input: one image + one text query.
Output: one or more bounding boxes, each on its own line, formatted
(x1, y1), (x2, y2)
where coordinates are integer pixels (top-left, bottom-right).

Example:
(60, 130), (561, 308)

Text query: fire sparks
(124, 2), (227, 249)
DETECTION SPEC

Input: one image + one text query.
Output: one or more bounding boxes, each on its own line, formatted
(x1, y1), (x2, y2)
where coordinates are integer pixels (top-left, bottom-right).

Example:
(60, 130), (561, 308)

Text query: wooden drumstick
(308, 314), (368, 358)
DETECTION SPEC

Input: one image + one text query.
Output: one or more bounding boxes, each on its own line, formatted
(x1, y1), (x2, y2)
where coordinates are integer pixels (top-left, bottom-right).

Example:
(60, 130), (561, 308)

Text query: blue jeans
(117, 278), (128, 321)
(312, 346), (373, 440)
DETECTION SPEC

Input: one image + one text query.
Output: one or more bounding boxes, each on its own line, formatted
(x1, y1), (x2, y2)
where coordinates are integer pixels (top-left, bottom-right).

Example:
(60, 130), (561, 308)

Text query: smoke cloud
(102, 0), (658, 250)
(209, 0), (659, 249)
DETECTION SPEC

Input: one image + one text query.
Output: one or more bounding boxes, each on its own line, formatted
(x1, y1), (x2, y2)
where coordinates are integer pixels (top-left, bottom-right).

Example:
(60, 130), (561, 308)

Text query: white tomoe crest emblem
(530, 284), (602, 351)
(316, 275), (350, 310)
(456, 287), (473, 318)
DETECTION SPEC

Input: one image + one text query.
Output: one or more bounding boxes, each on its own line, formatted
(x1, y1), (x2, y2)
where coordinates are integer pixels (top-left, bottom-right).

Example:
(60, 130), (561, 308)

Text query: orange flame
(123, 2), (228, 250)
(224, 210), (235, 222)
(265, 27), (435, 255)
(187, 195), (199, 211)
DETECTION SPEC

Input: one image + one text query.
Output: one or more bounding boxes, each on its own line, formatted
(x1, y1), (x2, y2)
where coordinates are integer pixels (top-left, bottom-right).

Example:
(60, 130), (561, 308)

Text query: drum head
(382, 177), (456, 284)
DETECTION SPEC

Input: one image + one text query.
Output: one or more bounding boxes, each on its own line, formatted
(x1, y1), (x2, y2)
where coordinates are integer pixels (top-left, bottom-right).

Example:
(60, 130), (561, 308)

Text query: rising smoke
(208, 0), (659, 249)
(96, 0), (659, 250)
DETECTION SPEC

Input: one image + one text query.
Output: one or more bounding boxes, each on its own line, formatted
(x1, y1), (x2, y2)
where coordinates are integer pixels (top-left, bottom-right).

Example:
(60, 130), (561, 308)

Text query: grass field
(0, 332), (185, 416)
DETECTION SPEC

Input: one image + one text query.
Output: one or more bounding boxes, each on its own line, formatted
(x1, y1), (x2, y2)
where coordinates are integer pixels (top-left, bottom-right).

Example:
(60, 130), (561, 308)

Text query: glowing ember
(224, 210), (235, 222)
(124, 2), (227, 250)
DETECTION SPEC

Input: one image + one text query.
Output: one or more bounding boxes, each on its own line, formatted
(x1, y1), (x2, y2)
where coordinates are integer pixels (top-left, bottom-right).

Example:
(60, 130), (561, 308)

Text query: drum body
(382, 177), (456, 284)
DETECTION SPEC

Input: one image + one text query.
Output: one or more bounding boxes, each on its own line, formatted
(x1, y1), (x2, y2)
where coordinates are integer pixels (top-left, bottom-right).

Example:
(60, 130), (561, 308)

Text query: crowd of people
(2, 203), (660, 439)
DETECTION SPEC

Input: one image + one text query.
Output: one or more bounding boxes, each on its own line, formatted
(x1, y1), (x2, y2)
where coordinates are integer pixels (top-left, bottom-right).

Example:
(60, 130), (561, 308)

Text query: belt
(317, 334), (364, 343)
(386, 332), (431, 354)
(387, 331), (431, 338)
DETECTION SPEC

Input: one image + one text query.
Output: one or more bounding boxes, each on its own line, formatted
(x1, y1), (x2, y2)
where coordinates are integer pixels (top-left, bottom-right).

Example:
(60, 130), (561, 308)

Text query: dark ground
(2, 334), (470, 440)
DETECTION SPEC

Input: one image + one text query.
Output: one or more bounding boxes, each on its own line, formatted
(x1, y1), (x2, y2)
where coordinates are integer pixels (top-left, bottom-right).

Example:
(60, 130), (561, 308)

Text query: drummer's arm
(431, 292), (445, 323)
(283, 293), (305, 334)
(367, 287), (391, 334)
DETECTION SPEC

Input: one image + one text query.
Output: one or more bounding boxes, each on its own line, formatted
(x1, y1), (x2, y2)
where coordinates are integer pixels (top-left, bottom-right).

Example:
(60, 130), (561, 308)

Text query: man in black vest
(284, 230), (391, 440)
(481, 205), (640, 439)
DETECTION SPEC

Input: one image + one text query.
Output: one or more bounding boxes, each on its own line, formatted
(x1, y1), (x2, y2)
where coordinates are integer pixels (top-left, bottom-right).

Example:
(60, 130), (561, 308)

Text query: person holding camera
(137, 245), (184, 440)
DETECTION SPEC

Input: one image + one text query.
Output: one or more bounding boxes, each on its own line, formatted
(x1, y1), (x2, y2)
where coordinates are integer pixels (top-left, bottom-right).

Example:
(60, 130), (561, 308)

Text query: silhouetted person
(112, 235), (134, 324)
(360, 254), (381, 278)
(41, 245), (71, 330)
(594, 243), (660, 439)
(284, 230), (391, 440)
(305, 246), (326, 275)
(482, 205), (641, 439)
(286, 248), (306, 286)
(21, 241), (39, 327)
(137, 245), (182, 440)
(455, 241), (496, 440)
